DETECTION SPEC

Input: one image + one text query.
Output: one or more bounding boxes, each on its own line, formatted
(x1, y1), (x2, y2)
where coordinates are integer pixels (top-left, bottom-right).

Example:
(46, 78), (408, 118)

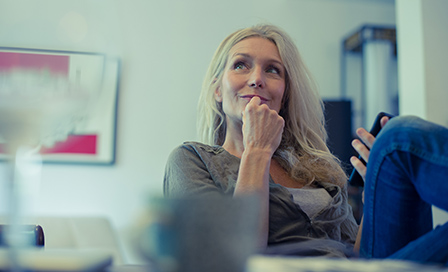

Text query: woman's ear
(214, 87), (223, 102)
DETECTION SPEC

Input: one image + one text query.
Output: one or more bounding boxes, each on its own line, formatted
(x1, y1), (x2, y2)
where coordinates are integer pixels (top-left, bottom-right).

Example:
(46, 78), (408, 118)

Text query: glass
(0, 68), (97, 270)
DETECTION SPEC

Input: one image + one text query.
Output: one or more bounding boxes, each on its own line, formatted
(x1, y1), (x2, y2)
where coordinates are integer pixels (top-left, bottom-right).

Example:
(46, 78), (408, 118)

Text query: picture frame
(0, 47), (120, 165)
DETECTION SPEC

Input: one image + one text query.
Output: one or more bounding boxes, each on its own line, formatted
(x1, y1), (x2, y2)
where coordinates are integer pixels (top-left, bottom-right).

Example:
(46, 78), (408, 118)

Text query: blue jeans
(360, 116), (448, 265)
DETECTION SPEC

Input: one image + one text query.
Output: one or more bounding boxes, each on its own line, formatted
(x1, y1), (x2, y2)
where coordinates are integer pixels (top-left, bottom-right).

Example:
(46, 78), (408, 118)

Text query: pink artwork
(0, 48), (117, 164)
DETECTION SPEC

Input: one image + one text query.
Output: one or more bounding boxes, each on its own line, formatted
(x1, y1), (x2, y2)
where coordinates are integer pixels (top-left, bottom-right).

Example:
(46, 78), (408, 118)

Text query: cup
(138, 195), (260, 272)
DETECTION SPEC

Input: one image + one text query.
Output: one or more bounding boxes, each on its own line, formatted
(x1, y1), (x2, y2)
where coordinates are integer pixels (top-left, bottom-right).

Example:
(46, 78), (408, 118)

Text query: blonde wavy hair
(197, 24), (347, 187)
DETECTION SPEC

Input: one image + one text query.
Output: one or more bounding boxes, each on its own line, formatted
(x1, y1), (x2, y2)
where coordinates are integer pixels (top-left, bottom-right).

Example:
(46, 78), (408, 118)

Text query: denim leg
(388, 223), (448, 264)
(360, 116), (448, 264)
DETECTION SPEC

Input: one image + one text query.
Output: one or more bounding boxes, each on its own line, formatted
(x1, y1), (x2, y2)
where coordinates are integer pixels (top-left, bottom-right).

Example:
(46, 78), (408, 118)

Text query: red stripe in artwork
(0, 135), (97, 155)
(0, 52), (69, 75)
(40, 135), (98, 154)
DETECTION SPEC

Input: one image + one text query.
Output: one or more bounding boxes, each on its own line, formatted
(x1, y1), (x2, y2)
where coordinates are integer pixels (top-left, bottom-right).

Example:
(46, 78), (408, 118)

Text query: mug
(138, 194), (260, 272)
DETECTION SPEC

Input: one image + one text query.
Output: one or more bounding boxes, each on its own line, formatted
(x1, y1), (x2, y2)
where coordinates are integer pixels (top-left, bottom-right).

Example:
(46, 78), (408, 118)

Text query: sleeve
(339, 185), (360, 246)
(163, 144), (224, 198)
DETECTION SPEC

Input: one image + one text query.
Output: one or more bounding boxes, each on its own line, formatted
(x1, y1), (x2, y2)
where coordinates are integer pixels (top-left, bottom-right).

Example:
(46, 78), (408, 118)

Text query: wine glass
(0, 68), (98, 270)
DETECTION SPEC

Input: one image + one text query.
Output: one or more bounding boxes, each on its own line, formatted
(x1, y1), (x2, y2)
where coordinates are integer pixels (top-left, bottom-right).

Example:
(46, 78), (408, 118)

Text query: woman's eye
(266, 66), (280, 74)
(234, 62), (246, 70)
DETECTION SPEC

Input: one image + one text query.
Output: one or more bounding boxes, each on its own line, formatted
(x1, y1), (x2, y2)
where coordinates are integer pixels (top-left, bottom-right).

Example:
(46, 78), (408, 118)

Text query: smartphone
(348, 112), (395, 187)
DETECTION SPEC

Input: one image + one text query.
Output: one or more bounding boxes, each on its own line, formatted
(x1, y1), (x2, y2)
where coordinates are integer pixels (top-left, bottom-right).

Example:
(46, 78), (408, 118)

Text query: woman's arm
(233, 97), (284, 248)
(351, 116), (389, 254)
(234, 148), (272, 248)
(164, 144), (225, 197)
(354, 216), (363, 253)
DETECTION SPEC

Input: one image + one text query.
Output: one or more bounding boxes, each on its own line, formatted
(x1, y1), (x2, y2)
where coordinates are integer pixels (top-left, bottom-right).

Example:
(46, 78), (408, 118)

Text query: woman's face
(215, 37), (286, 124)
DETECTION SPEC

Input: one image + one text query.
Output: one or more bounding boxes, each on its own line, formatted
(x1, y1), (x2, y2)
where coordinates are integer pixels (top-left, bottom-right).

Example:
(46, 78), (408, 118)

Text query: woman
(351, 115), (448, 265)
(164, 24), (358, 255)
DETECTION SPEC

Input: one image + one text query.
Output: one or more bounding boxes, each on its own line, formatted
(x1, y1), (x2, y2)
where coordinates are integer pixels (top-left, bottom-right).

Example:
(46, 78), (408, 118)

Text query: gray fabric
(164, 141), (359, 257)
(286, 187), (332, 219)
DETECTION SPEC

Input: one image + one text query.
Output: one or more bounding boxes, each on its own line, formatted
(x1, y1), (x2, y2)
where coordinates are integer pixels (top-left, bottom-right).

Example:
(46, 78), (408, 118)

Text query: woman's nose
(248, 67), (265, 88)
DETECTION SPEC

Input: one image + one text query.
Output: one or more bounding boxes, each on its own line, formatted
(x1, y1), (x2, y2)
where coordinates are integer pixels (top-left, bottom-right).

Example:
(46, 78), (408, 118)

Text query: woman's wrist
(243, 144), (275, 159)
(237, 147), (272, 189)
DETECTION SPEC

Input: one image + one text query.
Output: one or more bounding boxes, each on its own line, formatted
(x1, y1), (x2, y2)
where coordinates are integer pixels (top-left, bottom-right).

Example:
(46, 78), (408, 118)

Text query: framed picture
(0, 47), (120, 165)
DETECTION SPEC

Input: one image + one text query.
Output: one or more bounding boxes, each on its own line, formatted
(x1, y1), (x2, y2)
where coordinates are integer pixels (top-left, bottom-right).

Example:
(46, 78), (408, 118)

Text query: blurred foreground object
(0, 56), (103, 270)
(137, 195), (260, 272)
(248, 255), (447, 272)
(0, 225), (44, 247)
(0, 67), (100, 152)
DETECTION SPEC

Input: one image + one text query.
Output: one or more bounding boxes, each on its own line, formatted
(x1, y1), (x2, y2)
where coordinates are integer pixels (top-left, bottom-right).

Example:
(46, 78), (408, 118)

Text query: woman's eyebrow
(231, 52), (251, 59)
(231, 53), (283, 66)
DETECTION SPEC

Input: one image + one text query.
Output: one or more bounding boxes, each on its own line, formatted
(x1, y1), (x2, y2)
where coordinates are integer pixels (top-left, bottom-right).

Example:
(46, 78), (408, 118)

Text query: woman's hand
(350, 116), (390, 181)
(242, 96), (284, 156)
(352, 116), (389, 253)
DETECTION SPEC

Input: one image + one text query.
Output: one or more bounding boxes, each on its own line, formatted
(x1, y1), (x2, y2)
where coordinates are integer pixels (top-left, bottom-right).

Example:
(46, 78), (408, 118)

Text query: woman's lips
(240, 95), (268, 103)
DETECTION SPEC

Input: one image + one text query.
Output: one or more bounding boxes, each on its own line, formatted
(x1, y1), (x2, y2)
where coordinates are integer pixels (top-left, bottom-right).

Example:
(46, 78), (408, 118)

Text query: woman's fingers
(351, 129), (371, 181)
(242, 97), (284, 154)
(350, 115), (391, 182)
(352, 115), (390, 162)
(380, 116), (389, 128)
(350, 155), (367, 181)
(352, 138), (370, 163)
(355, 127), (375, 150)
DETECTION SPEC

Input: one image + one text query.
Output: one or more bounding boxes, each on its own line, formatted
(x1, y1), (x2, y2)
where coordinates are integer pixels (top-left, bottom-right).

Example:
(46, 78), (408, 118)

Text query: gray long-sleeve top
(164, 142), (359, 257)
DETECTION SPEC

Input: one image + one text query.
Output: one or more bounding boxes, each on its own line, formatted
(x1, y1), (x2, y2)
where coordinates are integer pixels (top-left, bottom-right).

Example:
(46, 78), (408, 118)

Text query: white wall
(0, 0), (395, 263)
(396, 0), (448, 227)
(397, 0), (448, 127)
